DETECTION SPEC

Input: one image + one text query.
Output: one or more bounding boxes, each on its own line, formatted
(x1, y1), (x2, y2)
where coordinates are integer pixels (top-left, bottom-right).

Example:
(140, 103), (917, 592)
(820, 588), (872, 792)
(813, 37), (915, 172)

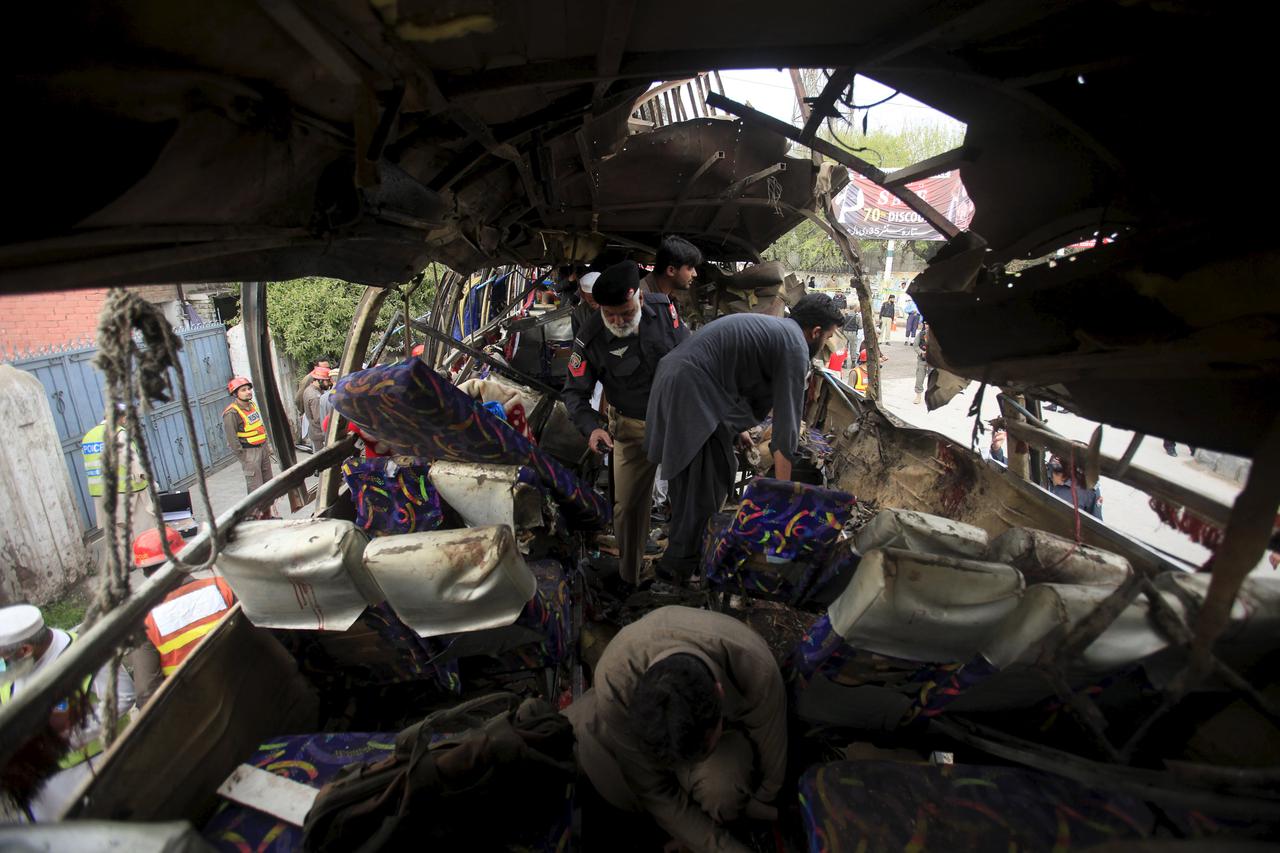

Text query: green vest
(81, 423), (148, 496)
(0, 632), (133, 769)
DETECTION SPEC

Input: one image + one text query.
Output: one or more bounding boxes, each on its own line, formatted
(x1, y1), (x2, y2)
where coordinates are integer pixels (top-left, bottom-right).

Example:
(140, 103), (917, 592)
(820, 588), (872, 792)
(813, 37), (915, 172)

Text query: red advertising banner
(834, 169), (975, 241)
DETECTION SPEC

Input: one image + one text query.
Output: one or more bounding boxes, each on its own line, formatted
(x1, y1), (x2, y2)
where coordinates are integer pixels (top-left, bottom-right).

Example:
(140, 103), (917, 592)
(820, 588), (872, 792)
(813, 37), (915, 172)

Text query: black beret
(593, 261), (641, 306)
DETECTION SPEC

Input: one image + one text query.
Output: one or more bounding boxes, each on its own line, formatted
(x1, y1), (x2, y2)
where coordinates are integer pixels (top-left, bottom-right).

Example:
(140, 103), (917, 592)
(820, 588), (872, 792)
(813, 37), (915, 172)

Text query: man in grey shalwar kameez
(644, 294), (845, 583)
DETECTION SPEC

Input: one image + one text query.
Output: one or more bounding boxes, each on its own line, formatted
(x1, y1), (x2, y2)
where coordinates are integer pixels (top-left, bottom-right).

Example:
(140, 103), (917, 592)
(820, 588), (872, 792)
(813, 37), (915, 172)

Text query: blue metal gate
(4, 324), (236, 533)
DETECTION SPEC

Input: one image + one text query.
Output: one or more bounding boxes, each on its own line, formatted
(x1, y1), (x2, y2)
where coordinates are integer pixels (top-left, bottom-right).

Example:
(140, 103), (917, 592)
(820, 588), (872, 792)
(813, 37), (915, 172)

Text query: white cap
(0, 605), (44, 647)
(579, 272), (600, 294)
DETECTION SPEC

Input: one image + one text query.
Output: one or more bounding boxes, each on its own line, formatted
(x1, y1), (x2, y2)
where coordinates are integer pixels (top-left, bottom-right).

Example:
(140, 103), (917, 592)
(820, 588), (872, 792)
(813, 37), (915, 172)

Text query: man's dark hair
(790, 293), (845, 330)
(655, 235), (703, 274)
(629, 654), (721, 765)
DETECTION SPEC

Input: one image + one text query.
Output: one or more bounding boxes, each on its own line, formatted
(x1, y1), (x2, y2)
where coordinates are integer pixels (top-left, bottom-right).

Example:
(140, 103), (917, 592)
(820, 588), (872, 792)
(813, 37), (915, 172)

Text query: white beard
(603, 300), (643, 338)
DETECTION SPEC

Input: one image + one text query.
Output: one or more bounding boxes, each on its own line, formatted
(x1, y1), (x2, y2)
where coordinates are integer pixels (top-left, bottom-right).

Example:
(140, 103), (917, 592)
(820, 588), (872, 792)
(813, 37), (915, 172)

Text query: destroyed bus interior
(2, 1), (1279, 850)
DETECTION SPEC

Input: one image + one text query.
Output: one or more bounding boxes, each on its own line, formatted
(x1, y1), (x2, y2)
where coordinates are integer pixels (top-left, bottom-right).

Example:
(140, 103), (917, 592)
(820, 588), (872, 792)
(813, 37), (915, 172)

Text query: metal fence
(4, 324), (236, 533)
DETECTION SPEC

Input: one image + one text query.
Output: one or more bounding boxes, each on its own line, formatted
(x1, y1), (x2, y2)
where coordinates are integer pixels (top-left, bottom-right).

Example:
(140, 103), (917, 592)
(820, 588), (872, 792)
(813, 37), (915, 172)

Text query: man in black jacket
(878, 295), (897, 345)
(564, 262), (690, 586)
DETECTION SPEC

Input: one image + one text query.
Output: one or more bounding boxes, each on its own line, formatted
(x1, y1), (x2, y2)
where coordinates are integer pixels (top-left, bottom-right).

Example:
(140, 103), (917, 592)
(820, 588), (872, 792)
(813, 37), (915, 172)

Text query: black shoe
(651, 562), (687, 588)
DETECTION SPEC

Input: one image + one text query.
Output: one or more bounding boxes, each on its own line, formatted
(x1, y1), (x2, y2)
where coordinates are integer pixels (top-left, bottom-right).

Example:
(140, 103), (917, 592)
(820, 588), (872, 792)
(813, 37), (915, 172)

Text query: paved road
(865, 335), (1248, 571)
(193, 450), (320, 524)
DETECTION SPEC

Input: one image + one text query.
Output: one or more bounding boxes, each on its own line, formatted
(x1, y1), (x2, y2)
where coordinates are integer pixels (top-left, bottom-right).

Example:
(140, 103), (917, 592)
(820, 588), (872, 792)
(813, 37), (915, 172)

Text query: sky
(714, 68), (966, 138)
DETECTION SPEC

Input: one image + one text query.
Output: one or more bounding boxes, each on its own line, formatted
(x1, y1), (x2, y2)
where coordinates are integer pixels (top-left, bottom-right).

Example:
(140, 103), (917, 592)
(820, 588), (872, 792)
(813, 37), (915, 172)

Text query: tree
(762, 220), (848, 273)
(765, 71), (965, 276)
(263, 267), (442, 368)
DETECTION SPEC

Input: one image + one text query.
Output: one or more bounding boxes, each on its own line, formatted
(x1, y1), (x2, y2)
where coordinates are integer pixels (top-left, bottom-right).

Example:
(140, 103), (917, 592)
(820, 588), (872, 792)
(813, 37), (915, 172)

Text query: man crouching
(567, 606), (786, 852)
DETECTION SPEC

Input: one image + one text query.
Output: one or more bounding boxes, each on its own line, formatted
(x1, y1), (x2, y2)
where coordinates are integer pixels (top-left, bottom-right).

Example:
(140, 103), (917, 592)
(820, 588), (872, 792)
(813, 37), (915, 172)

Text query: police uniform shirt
(562, 292), (689, 437)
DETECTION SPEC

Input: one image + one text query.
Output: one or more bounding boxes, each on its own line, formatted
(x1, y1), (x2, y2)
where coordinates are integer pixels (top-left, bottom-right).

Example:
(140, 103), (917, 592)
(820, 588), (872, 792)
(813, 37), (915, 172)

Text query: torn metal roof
(1, 0), (1273, 452)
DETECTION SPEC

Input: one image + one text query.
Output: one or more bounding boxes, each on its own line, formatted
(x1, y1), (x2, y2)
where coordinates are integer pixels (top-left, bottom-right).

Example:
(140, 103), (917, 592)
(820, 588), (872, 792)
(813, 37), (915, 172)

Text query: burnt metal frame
(0, 438), (359, 772)
(798, 67), (855, 145)
(410, 317), (560, 399)
(241, 281), (310, 512)
(316, 285), (392, 508)
(705, 91), (960, 240)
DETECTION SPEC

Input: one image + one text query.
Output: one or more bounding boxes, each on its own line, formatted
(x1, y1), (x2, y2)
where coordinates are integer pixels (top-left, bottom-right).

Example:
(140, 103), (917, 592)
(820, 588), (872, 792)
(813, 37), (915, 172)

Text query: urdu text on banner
(834, 169), (975, 241)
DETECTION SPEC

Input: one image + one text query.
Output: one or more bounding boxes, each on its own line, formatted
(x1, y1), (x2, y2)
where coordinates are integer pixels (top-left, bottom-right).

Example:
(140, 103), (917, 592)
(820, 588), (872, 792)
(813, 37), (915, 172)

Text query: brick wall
(0, 288), (109, 357)
(0, 284), (236, 359)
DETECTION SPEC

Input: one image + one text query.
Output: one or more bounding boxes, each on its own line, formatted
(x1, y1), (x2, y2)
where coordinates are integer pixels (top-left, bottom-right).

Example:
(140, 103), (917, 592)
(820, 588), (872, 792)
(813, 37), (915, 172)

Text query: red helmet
(410, 343), (425, 358)
(228, 376), (252, 394)
(133, 526), (186, 570)
(309, 366), (331, 380)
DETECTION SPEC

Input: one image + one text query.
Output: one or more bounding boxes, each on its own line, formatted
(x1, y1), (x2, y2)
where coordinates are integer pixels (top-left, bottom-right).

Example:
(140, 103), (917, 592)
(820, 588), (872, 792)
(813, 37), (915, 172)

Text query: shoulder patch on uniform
(568, 351), (586, 378)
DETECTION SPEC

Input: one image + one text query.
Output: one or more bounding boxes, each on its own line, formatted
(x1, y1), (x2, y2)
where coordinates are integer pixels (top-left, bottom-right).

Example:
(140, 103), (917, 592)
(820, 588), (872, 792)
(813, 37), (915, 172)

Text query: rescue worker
(564, 262), (689, 586)
(853, 350), (870, 394)
(320, 370), (338, 424)
(0, 604), (135, 821)
(301, 365), (332, 451)
(644, 294), (844, 584)
(80, 409), (158, 543)
(134, 527), (236, 677)
(566, 606), (786, 853)
(640, 235), (701, 328)
(295, 359), (332, 438)
(222, 377), (276, 518)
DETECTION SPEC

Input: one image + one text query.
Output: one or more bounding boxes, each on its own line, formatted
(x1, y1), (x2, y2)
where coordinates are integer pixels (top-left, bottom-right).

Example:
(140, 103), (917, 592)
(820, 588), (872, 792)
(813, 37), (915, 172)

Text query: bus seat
(427, 461), (546, 531)
(702, 477), (855, 607)
(362, 525), (537, 638)
(854, 508), (990, 560)
(202, 730), (573, 852)
(331, 359), (609, 529)
(216, 519), (382, 632)
(340, 456), (444, 536)
(827, 548), (1024, 663)
(798, 760), (1200, 852)
(988, 526), (1132, 586)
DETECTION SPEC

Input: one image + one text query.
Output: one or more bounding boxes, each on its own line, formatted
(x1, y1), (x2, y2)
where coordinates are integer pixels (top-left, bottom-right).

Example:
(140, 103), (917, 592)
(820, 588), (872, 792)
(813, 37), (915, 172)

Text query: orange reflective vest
(143, 577), (236, 675)
(854, 366), (869, 393)
(224, 402), (267, 446)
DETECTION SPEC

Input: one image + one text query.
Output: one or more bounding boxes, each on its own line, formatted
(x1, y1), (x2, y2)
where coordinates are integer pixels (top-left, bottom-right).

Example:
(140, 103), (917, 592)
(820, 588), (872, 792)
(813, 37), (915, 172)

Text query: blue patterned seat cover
(340, 456), (444, 536)
(797, 760), (1236, 852)
(331, 359), (608, 529)
(703, 477), (855, 606)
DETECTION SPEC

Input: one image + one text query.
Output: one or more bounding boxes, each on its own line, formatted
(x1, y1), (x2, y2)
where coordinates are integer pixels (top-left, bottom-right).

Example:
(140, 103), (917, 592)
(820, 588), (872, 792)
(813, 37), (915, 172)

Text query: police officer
(80, 408), (158, 544)
(564, 261), (689, 586)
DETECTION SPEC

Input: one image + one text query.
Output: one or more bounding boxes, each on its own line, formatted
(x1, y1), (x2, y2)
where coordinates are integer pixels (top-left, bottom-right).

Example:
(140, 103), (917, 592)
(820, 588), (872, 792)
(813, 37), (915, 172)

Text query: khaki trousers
(93, 488), (157, 542)
(238, 444), (276, 518)
(878, 315), (892, 343)
(609, 411), (658, 585)
(238, 444), (274, 492)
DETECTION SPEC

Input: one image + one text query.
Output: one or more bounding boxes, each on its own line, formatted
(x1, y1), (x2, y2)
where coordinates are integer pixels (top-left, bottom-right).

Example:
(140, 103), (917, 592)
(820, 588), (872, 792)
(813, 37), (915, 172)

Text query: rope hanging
(89, 288), (223, 744)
